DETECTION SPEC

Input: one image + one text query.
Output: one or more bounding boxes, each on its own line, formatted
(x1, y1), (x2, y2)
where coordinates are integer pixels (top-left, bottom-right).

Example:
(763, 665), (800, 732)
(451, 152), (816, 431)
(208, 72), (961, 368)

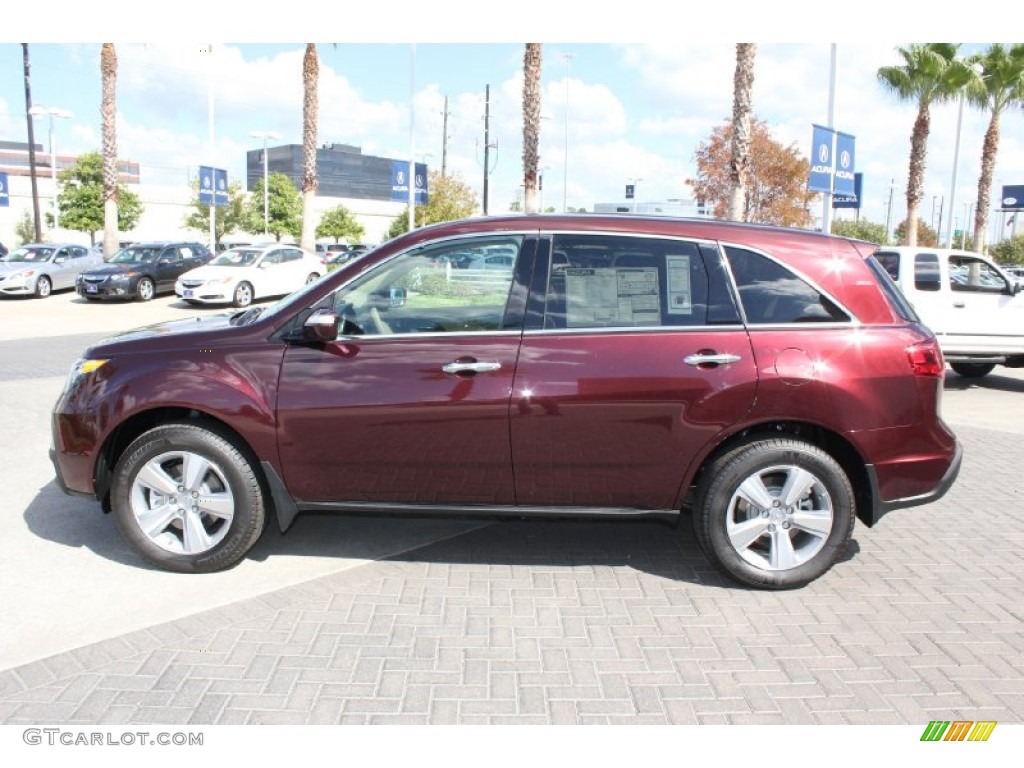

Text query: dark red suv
(51, 216), (961, 588)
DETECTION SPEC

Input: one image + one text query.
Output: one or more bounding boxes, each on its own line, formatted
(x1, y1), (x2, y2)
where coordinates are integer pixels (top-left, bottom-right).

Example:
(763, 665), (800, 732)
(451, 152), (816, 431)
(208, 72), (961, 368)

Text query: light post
(561, 52), (574, 213)
(885, 178), (896, 244)
(249, 130), (280, 236)
(946, 63), (984, 249)
(28, 105), (72, 230)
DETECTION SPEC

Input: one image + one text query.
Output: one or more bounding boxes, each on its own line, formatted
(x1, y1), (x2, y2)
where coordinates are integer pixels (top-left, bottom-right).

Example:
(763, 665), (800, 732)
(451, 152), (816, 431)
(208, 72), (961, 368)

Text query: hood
(0, 260), (49, 274)
(81, 263), (148, 277)
(178, 264), (248, 282)
(88, 312), (238, 354)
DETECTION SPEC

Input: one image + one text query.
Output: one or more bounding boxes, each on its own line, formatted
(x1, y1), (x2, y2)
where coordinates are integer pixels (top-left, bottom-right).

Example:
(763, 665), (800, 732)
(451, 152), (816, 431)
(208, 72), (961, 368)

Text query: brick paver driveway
(1, 422), (1020, 725)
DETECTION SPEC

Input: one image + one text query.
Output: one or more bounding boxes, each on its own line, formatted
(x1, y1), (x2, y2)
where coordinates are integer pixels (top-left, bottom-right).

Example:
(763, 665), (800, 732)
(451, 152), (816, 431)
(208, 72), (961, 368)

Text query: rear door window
(539, 234), (740, 330)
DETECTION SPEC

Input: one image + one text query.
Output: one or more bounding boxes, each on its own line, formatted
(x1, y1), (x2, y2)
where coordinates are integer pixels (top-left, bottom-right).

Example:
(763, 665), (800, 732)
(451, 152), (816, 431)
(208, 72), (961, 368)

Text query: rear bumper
(864, 439), (963, 526)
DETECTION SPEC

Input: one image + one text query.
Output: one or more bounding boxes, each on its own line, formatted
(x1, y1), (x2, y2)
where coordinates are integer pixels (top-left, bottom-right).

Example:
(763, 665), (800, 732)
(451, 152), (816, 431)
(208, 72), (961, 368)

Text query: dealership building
(0, 140), (425, 249)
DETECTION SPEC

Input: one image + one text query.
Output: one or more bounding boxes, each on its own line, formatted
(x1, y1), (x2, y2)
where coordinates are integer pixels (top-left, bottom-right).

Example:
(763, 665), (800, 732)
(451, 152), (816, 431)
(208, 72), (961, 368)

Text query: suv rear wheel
(693, 438), (855, 589)
(110, 423), (266, 573)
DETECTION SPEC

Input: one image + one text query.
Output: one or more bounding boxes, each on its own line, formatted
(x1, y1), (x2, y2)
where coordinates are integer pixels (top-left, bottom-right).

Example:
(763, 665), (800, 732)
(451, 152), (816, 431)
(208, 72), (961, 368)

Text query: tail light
(906, 340), (945, 377)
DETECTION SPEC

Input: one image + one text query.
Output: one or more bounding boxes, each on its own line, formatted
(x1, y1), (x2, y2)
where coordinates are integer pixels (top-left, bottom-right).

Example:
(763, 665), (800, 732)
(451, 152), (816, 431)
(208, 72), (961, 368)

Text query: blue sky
(2, 5), (1021, 241)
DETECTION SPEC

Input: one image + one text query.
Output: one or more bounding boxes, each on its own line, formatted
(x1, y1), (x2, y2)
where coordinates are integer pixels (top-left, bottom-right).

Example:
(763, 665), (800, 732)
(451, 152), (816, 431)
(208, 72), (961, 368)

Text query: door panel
(511, 330), (755, 509)
(277, 336), (521, 504)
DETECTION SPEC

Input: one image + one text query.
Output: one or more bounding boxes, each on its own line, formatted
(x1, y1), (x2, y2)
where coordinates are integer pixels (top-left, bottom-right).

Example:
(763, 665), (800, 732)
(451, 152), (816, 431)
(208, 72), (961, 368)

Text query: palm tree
(967, 44), (1024, 253)
(878, 44), (975, 246)
(727, 44), (756, 221)
(300, 44), (319, 252)
(101, 43), (118, 258)
(522, 43), (543, 214)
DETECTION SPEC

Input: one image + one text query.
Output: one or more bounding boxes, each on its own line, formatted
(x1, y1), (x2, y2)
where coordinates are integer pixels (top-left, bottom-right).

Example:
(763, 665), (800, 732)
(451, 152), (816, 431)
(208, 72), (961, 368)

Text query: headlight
(65, 357), (110, 391)
(8, 270), (34, 280)
(206, 276), (234, 286)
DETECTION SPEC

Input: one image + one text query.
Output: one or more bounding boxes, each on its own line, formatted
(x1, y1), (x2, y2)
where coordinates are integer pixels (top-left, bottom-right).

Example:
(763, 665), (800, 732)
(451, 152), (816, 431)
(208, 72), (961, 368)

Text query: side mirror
(302, 308), (340, 342)
(258, 262), (270, 269)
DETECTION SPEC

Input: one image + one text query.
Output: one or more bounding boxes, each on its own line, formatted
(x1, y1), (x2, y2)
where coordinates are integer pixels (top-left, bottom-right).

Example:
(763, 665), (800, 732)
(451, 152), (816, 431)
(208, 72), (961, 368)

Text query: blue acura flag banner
(213, 168), (228, 207)
(808, 125), (856, 197)
(198, 166), (228, 207)
(391, 161), (428, 204)
(808, 124), (834, 193)
(0, 172), (9, 207)
(834, 132), (856, 197)
(833, 172), (863, 209)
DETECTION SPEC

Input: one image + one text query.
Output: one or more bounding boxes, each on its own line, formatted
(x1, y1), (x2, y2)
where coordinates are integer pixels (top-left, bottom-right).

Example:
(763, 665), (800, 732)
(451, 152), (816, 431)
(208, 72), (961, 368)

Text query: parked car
(1003, 265), (1024, 289)
(51, 215), (961, 588)
(0, 243), (104, 298)
(175, 244), (323, 308)
(873, 246), (1024, 378)
(77, 241), (212, 302)
(0, 241), (8, 259)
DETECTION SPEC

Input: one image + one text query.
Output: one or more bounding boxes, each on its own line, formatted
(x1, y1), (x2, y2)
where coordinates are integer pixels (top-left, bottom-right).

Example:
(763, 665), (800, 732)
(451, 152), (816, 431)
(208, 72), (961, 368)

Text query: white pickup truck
(872, 246), (1024, 378)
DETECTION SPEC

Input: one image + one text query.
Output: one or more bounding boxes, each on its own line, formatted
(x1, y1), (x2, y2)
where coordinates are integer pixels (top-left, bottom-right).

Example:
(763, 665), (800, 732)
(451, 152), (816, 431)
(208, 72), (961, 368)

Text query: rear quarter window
(724, 246), (849, 324)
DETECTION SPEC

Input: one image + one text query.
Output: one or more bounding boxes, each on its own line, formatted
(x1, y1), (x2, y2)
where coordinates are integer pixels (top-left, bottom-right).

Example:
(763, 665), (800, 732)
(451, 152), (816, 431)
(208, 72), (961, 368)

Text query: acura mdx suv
(51, 216), (962, 588)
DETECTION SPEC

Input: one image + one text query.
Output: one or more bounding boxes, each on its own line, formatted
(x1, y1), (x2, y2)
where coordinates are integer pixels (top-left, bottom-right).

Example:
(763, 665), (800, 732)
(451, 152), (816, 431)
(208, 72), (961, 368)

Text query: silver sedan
(0, 243), (104, 298)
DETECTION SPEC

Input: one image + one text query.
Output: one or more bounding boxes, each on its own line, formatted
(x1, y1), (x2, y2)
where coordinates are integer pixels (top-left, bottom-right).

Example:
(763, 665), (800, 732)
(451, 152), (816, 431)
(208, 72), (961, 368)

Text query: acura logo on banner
(808, 125), (856, 197)
(198, 166), (228, 207)
(391, 160), (428, 204)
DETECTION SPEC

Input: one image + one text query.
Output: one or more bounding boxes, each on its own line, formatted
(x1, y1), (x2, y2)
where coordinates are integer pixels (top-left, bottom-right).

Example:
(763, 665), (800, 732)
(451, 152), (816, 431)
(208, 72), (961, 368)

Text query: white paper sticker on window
(666, 254), (693, 315)
(565, 267), (660, 327)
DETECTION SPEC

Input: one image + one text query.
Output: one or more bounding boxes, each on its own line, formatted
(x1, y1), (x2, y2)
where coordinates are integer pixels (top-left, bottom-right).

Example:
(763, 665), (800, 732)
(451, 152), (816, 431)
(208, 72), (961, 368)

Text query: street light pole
(561, 52), (574, 213)
(250, 130), (280, 236)
(885, 178), (896, 244)
(28, 105), (72, 231)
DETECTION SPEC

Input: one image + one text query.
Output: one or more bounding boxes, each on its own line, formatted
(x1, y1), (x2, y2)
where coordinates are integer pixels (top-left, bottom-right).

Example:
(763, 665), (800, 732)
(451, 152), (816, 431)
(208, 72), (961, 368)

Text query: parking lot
(0, 288), (1022, 725)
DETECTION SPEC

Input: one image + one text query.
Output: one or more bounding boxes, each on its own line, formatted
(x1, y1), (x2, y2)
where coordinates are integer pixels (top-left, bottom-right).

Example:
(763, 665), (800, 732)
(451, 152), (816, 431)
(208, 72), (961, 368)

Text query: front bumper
(177, 284), (232, 303)
(77, 281), (134, 299)
(0, 276), (36, 295)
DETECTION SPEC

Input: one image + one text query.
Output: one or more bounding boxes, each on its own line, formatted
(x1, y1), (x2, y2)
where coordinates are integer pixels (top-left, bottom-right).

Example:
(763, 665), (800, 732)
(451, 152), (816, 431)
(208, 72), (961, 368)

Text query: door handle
(953, 302), (966, 308)
(684, 352), (742, 366)
(442, 361), (502, 375)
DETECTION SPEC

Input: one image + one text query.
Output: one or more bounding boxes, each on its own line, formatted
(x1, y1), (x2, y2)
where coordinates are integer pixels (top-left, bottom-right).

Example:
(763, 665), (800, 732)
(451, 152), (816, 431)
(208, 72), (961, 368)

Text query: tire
(692, 438), (855, 589)
(136, 277), (155, 302)
(305, 272), (320, 284)
(34, 276), (52, 298)
(233, 282), (253, 308)
(950, 362), (995, 378)
(110, 423), (266, 573)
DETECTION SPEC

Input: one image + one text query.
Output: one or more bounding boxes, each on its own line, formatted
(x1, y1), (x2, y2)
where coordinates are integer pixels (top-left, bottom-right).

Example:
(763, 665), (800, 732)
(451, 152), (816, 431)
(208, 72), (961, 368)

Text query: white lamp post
(249, 130), (280, 236)
(28, 105), (72, 230)
(561, 52), (574, 213)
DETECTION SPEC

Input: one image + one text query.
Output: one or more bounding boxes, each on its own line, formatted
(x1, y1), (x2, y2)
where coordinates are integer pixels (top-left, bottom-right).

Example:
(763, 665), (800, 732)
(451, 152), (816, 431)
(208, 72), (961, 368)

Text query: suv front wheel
(693, 438), (855, 589)
(110, 423), (266, 572)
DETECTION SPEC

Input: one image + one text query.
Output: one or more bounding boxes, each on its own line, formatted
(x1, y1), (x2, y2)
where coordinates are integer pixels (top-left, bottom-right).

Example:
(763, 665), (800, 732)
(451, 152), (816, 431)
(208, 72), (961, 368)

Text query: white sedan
(175, 244), (324, 307)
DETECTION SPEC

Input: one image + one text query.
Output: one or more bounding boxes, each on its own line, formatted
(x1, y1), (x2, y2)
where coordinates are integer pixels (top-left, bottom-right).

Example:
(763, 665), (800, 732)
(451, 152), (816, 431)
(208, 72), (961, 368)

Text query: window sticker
(565, 267), (661, 327)
(666, 254), (693, 315)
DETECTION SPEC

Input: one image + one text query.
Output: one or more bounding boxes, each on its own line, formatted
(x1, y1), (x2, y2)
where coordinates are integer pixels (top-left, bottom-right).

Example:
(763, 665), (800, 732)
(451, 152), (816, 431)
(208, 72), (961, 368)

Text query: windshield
(6, 246), (55, 263)
(211, 249), (260, 267)
(110, 246), (163, 264)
